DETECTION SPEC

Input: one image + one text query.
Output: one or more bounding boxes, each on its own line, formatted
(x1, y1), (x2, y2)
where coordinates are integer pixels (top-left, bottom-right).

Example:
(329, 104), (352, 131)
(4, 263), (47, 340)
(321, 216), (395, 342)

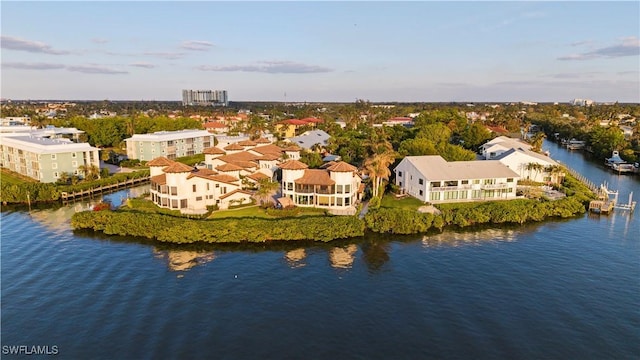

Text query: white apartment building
(124, 130), (214, 161)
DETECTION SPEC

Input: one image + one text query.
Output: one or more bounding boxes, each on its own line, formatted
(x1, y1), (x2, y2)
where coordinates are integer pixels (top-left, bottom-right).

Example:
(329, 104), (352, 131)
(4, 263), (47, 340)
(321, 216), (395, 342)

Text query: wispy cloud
(559, 36), (640, 60)
(181, 40), (214, 51)
(3, 62), (66, 70)
(544, 72), (601, 79)
(91, 38), (109, 44)
(143, 51), (185, 60)
(570, 40), (593, 47)
(130, 62), (155, 69)
(1, 35), (69, 55)
(67, 65), (128, 74)
(197, 61), (333, 74)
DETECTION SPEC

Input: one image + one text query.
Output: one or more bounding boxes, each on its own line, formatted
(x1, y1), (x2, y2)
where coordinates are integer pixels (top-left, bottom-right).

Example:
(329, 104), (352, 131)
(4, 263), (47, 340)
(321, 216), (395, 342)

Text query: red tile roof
(210, 174), (240, 184)
(301, 117), (323, 123)
(203, 147), (225, 155)
(147, 157), (175, 166)
(326, 161), (358, 173)
(163, 162), (194, 173)
(254, 137), (271, 144)
(220, 189), (253, 200)
(279, 160), (309, 170)
(296, 169), (335, 186)
(224, 143), (244, 151)
(204, 122), (227, 129)
(247, 172), (269, 181)
(279, 119), (308, 126)
(150, 173), (167, 185)
(237, 139), (257, 146)
(216, 163), (244, 172)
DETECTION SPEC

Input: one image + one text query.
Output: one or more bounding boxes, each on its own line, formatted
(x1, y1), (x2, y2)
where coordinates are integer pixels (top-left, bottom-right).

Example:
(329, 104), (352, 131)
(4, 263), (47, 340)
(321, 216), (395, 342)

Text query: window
(460, 191), (468, 199)
(171, 187), (177, 196)
(431, 181), (441, 188)
(507, 178), (514, 183)
(196, 196), (202, 201)
(215, 183), (219, 188)
(419, 190), (423, 196)
(207, 183), (210, 191)
(418, 178), (424, 185)
(473, 180), (480, 184)
(345, 184), (351, 193)
(52, 163), (57, 169)
(72, 161), (77, 167)
(336, 185), (343, 194)
(140, 148), (144, 152)
(53, 171), (59, 178)
(222, 187), (227, 194)
(472, 190), (481, 198)
(51, 154), (56, 160)
(72, 153), (77, 158)
(192, 184), (197, 192)
(461, 180), (469, 185)
(171, 199), (178, 209)
(398, 171), (403, 177)
(430, 192), (440, 201)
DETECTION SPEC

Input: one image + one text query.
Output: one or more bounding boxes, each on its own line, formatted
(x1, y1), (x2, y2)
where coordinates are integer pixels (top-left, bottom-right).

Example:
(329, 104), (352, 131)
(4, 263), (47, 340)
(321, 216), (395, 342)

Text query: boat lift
(589, 182), (636, 214)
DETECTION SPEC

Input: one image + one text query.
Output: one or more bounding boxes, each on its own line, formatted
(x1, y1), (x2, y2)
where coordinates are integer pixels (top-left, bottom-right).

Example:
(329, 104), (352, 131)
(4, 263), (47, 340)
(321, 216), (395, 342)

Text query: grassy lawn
(208, 206), (273, 219)
(1, 168), (38, 184)
(380, 192), (424, 210)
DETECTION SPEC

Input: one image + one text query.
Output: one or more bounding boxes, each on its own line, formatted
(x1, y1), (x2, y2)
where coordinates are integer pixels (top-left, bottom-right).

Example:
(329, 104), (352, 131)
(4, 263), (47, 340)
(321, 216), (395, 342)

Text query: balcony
(431, 184), (473, 191)
(482, 183), (509, 190)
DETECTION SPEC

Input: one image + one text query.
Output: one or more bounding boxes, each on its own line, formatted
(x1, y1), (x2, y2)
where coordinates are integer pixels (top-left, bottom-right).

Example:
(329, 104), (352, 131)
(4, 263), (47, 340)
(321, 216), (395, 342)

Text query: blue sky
(2, 1), (639, 102)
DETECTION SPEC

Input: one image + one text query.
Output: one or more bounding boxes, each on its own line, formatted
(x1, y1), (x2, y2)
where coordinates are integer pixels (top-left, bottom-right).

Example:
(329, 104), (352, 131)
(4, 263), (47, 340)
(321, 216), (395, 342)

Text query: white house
(494, 148), (562, 183)
(480, 136), (531, 160)
(287, 129), (331, 150)
(280, 159), (362, 214)
(148, 157), (252, 214)
(125, 129), (214, 161)
(394, 155), (520, 203)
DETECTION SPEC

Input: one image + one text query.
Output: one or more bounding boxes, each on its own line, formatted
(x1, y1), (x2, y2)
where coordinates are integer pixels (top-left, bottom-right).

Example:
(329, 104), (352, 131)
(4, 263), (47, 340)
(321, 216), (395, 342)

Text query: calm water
(2, 143), (639, 359)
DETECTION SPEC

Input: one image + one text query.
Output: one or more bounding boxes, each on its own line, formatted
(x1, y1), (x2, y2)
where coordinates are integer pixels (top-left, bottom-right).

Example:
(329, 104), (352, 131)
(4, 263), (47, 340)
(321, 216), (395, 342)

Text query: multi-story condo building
(182, 89), (228, 106)
(124, 130), (215, 161)
(0, 135), (99, 183)
(280, 160), (363, 214)
(394, 155), (520, 203)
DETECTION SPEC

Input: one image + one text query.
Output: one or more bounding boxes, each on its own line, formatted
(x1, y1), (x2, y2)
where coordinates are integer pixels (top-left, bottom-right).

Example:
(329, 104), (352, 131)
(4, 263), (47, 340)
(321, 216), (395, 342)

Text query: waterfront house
(494, 148), (562, 184)
(148, 157), (251, 214)
(280, 159), (362, 214)
(479, 136), (531, 160)
(394, 155), (520, 203)
(124, 129), (214, 161)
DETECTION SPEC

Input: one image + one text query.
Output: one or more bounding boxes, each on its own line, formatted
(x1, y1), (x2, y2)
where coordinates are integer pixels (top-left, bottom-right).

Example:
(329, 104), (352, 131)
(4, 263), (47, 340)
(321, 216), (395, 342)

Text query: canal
(1, 142), (638, 359)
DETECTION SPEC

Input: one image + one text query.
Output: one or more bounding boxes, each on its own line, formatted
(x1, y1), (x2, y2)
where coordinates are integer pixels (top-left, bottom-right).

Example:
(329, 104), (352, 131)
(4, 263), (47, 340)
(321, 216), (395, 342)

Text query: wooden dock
(61, 176), (150, 202)
(588, 183), (636, 214)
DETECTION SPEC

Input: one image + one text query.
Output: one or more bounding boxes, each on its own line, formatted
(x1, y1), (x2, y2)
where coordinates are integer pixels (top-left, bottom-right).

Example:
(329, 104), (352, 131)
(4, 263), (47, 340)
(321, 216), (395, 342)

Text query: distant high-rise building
(182, 90), (228, 106)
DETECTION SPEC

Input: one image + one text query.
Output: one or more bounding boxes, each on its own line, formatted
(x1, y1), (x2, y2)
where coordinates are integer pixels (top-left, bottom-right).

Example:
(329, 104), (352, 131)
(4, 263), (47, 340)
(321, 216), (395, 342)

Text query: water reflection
(329, 244), (358, 269)
(284, 248), (307, 268)
(153, 248), (215, 271)
(361, 241), (390, 272)
(422, 228), (519, 248)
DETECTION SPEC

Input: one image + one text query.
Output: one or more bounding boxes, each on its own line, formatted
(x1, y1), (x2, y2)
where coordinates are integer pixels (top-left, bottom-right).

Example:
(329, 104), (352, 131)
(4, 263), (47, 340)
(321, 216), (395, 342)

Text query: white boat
(605, 151), (625, 168)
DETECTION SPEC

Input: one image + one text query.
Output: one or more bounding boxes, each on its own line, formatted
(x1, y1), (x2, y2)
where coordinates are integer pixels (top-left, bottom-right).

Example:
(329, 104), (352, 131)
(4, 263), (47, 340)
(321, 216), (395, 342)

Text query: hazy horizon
(2, 1), (639, 103)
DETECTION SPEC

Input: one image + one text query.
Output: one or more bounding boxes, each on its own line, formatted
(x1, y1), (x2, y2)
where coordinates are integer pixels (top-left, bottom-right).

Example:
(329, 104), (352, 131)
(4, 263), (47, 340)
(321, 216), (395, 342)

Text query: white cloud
(181, 40), (214, 51)
(67, 65), (128, 74)
(197, 61), (333, 74)
(559, 36), (640, 60)
(130, 62), (155, 69)
(1, 35), (69, 55)
(3, 62), (66, 70)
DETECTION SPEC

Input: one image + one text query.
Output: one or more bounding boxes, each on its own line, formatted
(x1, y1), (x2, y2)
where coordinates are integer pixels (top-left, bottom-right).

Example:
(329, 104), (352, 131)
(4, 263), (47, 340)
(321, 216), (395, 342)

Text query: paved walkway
(100, 161), (136, 174)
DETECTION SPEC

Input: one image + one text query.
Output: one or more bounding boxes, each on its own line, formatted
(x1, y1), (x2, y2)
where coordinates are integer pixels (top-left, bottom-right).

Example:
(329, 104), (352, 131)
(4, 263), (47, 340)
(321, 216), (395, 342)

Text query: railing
(61, 176), (150, 202)
(559, 163), (597, 192)
(431, 184), (473, 191)
(482, 183), (510, 190)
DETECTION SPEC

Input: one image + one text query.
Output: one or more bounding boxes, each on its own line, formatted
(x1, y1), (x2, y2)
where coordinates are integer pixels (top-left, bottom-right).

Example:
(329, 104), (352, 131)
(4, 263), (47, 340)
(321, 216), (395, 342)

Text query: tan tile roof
(224, 143), (244, 151)
(257, 154), (280, 161)
(283, 145), (301, 152)
(237, 139), (257, 146)
(229, 161), (258, 169)
(247, 172), (269, 181)
(216, 163), (244, 172)
(150, 173), (167, 185)
(209, 174), (240, 184)
(203, 146), (225, 155)
(254, 137), (271, 144)
(326, 161), (358, 173)
(251, 144), (285, 156)
(163, 162), (194, 173)
(218, 152), (261, 163)
(295, 169), (335, 186)
(186, 168), (219, 179)
(220, 189), (253, 200)
(279, 160), (308, 170)
(147, 157), (175, 166)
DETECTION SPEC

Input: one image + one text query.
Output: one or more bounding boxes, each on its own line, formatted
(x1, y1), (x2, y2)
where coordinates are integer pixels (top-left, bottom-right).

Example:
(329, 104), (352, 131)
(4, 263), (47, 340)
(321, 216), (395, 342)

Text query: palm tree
(79, 164), (100, 181)
(364, 150), (396, 198)
(530, 132), (546, 153)
(57, 172), (71, 185)
(255, 178), (280, 207)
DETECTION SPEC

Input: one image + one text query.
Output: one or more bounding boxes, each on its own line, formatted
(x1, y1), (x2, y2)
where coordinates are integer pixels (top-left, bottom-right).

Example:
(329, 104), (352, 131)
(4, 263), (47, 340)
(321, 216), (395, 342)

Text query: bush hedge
(72, 211), (365, 243)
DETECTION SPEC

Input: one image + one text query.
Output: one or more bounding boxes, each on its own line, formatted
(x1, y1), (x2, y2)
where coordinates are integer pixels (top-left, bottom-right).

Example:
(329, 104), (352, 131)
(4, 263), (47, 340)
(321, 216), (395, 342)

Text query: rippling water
(2, 145), (639, 359)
